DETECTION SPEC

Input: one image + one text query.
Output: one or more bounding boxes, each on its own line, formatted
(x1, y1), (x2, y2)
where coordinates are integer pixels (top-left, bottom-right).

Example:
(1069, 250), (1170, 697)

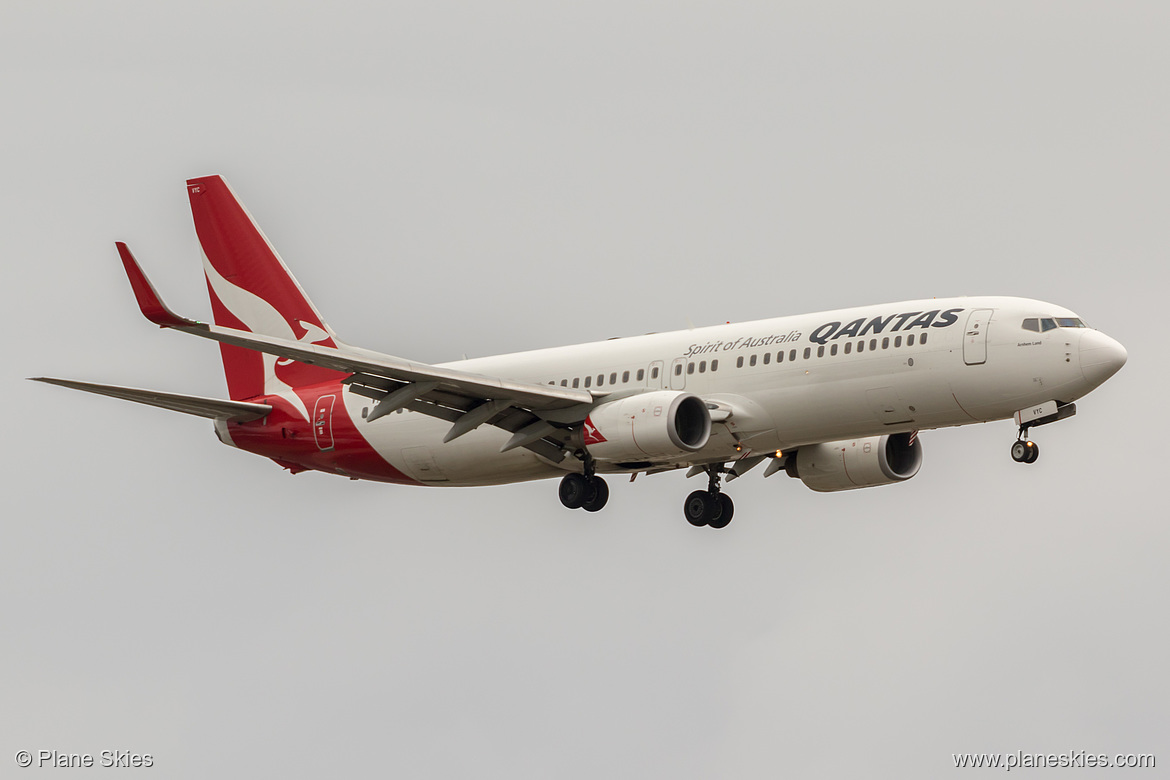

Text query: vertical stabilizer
(187, 175), (345, 400)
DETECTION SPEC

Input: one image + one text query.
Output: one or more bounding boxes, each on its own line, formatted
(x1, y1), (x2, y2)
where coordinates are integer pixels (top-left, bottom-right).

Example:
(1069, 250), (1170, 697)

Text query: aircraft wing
(117, 243), (593, 459)
(31, 377), (272, 422)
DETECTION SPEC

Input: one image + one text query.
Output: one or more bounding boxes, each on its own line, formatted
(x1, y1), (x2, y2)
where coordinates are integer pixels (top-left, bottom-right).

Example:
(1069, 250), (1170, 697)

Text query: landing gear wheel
(708, 493), (734, 529)
(1011, 440), (1039, 464)
(684, 490), (714, 527)
(559, 473), (588, 509)
(581, 477), (609, 512)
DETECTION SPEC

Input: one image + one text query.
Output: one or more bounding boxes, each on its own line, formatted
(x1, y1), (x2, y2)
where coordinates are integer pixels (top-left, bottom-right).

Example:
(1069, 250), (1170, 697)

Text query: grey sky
(3, 2), (1167, 777)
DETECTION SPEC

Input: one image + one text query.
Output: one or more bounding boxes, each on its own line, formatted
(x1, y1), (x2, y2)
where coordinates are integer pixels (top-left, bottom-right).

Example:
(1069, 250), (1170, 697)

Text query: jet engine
(577, 390), (711, 462)
(787, 432), (922, 492)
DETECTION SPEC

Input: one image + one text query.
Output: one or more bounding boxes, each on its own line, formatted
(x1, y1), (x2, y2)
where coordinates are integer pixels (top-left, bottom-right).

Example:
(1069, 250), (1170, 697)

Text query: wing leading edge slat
(116, 242), (591, 412)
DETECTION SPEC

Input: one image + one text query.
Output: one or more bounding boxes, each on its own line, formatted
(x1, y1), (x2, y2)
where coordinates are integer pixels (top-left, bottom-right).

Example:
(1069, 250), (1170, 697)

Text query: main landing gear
(1010, 426), (1040, 464)
(558, 472), (609, 512)
(684, 466), (734, 529)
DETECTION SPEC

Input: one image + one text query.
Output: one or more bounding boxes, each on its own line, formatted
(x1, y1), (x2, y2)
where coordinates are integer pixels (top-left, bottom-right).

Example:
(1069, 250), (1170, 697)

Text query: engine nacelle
(787, 432), (922, 492)
(578, 390), (712, 463)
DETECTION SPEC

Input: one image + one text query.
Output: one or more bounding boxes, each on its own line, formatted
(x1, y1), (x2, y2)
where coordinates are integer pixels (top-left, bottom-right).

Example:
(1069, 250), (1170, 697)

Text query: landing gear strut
(558, 455), (609, 512)
(684, 465), (734, 529)
(1011, 426), (1040, 464)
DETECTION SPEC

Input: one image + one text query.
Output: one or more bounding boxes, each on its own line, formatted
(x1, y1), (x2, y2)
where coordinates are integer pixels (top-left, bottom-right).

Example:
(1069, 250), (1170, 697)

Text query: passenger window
(597, 374), (604, 386)
(749, 354), (757, 366)
(870, 339), (877, 351)
(789, 349), (796, 361)
(637, 369), (645, 381)
(858, 340), (864, 353)
(803, 347), (811, 359)
(1041, 318), (1057, 332)
(560, 379), (567, 386)
(622, 370), (630, 383)
(817, 345), (825, 358)
(674, 364), (682, 376)
(711, 359), (718, 371)
(736, 356), (744, 368)
(763, 352), (771, 364)
(882, 337), (890, 349)
(687, 362), (695, 374)
(830, 343), (838, 356)
(584, 376), (591, 387)
(894, 336), (902, 348)
(572, 378), (579, 388)
(920, 333), (928, 345)
(844, 342), (852, 354)
(610, 372), (617, 384)
(650, 367), (658, 379)
(1022, 318), (1039, 332)
(777, 351), (784, 363)
(698, 361), (706, 373)
(907, 334), (915, 346)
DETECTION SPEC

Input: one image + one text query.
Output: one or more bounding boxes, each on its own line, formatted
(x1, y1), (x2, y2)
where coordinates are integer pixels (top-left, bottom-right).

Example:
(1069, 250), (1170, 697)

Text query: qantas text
(684, 308), (963, 358)
(808, 308), (963, 345)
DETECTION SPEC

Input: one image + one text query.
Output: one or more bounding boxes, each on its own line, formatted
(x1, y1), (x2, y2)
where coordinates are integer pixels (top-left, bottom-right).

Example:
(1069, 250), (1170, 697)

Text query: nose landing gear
(683, 466), (734, 528)
(1009, 401), (1077, 464)
(1010, 428), (1040, 464)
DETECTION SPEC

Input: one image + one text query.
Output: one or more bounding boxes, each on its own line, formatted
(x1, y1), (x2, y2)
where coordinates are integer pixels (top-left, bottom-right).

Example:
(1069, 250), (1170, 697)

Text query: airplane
(33, 176), (1128, 529)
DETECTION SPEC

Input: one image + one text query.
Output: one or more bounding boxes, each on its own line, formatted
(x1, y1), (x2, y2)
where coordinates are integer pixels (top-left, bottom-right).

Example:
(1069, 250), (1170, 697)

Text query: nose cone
(1079, 329), (1127, 387)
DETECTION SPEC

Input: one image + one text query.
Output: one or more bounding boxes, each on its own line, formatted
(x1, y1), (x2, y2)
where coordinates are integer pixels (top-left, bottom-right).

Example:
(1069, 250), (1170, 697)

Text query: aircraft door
(963, 309), (993, 366)
(647, 360), (664, 389)
(670, 357), (687, 390)
(313, 395), (336, 451)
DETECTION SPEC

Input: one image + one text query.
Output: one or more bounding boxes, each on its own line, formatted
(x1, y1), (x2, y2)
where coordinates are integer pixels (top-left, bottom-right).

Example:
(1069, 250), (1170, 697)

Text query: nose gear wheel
(1011, 425), (1040, 464)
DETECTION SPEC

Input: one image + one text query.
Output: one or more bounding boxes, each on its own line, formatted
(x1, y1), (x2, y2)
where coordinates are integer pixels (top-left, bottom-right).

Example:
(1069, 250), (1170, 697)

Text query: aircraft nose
(1079, 329), (1127, 387)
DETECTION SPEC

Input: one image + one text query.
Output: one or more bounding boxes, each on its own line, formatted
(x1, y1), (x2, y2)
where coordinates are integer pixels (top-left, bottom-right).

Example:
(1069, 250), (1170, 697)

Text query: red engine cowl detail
(787, 432), (922, 492)
(578, 390), (711, 462)
(582, 416), (607, 445)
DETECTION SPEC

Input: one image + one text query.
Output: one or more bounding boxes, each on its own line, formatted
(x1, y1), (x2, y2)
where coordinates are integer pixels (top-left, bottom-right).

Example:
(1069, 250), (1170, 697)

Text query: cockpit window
(1027, 315), (1087, 332)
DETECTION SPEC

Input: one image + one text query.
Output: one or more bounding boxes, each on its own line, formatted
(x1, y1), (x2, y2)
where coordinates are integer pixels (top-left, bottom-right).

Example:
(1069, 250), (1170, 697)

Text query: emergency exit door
(313, 395), (336, 451)
(963, 309), (993, 365)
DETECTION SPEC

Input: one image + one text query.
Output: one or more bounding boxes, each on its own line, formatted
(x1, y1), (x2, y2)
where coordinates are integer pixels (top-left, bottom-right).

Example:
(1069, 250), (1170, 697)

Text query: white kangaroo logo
(203, 256), (328, 422)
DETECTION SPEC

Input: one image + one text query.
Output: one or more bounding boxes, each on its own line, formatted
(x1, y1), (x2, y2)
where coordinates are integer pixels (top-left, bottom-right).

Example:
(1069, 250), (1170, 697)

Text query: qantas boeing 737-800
(34, 176), (1127, 528)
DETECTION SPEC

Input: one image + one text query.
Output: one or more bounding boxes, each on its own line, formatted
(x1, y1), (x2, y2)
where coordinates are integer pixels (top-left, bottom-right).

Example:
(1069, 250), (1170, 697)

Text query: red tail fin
(187, 176), (345, 400)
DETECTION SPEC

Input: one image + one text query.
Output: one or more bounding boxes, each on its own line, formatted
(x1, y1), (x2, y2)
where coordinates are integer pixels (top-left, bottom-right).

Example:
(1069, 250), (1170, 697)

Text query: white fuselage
(341, 296), (1123, 486)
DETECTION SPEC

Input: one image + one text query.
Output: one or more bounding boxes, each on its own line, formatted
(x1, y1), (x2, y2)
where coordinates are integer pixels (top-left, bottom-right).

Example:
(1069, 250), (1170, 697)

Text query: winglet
(115, 242), (195, 328)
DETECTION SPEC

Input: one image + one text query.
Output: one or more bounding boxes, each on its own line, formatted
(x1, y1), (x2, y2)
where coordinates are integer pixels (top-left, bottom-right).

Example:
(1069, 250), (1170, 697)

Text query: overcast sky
(2, 2), (1167, 777)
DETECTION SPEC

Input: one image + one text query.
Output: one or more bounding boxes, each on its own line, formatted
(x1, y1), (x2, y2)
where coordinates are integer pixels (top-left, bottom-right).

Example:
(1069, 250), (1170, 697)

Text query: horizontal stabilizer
(31, 378), (271, 422)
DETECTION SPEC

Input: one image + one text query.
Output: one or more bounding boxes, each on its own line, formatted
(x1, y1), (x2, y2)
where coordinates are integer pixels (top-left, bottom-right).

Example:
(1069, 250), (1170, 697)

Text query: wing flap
(32, 378), (271, 422)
